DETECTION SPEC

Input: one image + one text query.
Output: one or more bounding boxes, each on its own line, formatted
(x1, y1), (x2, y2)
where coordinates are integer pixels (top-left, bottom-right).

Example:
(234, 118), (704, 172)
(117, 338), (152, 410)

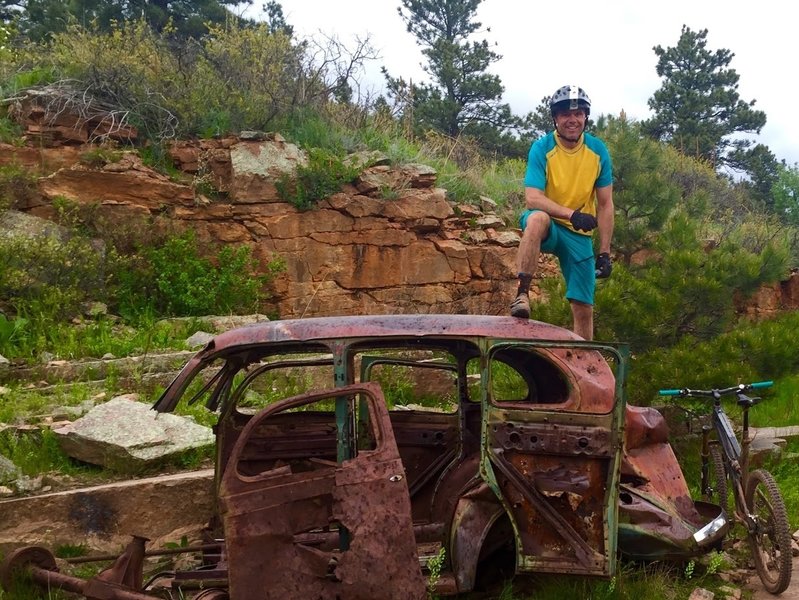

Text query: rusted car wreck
(1, 315), (728, 599)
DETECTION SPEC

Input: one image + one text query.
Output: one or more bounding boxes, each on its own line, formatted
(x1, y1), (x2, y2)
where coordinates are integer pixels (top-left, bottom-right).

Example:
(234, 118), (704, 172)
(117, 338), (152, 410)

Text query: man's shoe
(510, 293), (530, 319)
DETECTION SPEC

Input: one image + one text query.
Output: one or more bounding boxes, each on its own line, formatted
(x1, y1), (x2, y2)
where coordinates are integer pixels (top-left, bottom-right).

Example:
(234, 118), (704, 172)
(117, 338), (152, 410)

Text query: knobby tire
(745, 469), (792, 594)
(702, 444), (729, 515)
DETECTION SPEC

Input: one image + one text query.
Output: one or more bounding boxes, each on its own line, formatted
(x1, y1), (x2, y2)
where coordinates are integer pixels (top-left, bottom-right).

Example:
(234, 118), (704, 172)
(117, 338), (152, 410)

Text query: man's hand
(595, 252), (612, 278)
(569, 209), (598, 232)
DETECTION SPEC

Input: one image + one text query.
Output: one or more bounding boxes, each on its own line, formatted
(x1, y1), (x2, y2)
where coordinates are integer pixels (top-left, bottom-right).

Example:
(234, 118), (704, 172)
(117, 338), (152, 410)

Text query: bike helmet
(550, 85), (591, 117)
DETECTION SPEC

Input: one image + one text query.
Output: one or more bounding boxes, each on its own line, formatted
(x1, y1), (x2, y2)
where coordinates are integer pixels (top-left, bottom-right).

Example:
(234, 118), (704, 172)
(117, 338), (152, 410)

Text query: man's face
(554, 108), (586, 142)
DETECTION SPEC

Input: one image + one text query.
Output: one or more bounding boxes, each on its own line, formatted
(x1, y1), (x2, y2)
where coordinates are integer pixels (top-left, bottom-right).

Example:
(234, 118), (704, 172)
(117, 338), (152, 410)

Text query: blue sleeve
(595, 139), (613, 188)
(524, 137), (548, 190)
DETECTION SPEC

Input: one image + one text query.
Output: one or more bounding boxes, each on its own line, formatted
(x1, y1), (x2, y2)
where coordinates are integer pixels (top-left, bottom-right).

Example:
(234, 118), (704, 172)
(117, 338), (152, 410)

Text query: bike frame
(702, 394), (753, 527)
(665, 382), (770, 532)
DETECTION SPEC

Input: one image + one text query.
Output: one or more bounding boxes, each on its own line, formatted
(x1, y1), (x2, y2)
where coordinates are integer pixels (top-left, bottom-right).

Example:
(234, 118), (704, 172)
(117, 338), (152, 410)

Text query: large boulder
(0, 209), (70, 242)
(228, 135), (307, 202)
(53, 396), (214, 472)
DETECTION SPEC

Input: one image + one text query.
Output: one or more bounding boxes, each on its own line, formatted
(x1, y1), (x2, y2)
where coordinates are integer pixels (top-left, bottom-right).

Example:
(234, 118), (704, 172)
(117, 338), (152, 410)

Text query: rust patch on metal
(219, 383), (426, 599)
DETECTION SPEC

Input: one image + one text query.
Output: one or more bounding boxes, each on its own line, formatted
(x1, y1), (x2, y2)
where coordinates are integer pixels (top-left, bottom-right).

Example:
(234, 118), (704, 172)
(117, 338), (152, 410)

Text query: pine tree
(597, 116), (681, 265)
(642, 26), (767, 172)
(772, 163), (799, 223)
(385, 0), (515, 140)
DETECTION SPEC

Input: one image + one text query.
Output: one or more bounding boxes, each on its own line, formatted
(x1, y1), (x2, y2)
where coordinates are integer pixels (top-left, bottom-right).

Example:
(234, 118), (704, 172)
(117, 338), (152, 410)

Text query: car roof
(153, 315), (615, 414)
(205, 314), (583, 350)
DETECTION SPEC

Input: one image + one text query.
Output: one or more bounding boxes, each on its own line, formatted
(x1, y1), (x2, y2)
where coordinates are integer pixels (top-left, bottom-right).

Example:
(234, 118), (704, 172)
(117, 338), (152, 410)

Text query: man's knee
(523, 211), (551, 240)
(570, 300), (594, 321)
(570, 299), (592, 309)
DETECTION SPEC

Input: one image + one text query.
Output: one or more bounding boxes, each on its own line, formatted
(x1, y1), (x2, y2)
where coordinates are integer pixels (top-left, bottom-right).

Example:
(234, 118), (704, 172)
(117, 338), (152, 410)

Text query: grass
(0, 314), (210, 364)
(469, 560), (729, 600)
(0, 577), (74, 600)
(0, 364), (179, 426)
(0, 547), (732, 600)
(0, 383), (103, 424)
(749, 375), (799, 427)
(759, 437), (799, 530)
(0, 428), (99, 480)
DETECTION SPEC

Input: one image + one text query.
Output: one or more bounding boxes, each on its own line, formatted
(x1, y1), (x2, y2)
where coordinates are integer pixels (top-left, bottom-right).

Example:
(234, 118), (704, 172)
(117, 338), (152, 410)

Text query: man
(510, 84), (614, 340)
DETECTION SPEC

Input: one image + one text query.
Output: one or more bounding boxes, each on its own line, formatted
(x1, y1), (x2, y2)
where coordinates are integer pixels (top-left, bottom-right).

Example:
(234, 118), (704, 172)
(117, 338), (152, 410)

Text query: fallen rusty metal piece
(0, 545), (58, 590)
(0, 537), (227, 600)
(0, 544), (157, 600)
(64, 542), (223, 564)
(91, 535), (148, 590)
(193, 589), (229, 599)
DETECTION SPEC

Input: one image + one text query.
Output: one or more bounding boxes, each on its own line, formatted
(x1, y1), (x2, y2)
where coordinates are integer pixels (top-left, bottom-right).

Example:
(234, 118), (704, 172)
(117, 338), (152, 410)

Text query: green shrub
(591, 211), (788, 352)
(54, 544), (90, 559)
(0, 113), (23, 145)
(3, 66), (58, 92)
(276, 109), (346, 153)
(627, 311), (799, 405)
(30, 20), (314, 142)
(189, 23), (309, 135)
(0, 164), (39, 210)
(0, 311), (211, 363)
(197, 108), (232, 140)
(78, 147), (124, 168)
(43, 21), (182, 141)
(137, 144), (184, 181)
(0, 314), (28, 352)
(117, 229), (281, 318)
(761, 437), (799, 529)
(276, 147), (359, 211)
(0, 232), (114, 321)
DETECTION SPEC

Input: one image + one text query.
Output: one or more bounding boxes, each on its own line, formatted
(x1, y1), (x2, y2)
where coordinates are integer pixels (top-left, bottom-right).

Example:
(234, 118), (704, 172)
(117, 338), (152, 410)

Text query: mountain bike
(658, 381), (792, 594)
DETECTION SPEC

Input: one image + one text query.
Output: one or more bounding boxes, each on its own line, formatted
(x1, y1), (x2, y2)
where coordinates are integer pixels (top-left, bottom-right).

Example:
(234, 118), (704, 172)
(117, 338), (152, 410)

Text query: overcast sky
(247, 0), (797, 167)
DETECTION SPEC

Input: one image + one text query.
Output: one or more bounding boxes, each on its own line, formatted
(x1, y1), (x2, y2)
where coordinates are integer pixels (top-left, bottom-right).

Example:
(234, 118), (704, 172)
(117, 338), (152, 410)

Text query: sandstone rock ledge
(3, 135), (554, 318)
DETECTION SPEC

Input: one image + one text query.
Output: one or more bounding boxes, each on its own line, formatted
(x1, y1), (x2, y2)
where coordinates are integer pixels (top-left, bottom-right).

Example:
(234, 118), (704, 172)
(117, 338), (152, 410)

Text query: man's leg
(512, 212), (551, 318)
(558, 228), (596, 339)
(570, 300), (593, 340)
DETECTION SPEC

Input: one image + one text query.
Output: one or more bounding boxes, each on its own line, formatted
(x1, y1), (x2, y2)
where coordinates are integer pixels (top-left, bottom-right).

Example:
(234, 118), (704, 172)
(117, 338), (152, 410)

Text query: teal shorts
(520, 209), (596, 305)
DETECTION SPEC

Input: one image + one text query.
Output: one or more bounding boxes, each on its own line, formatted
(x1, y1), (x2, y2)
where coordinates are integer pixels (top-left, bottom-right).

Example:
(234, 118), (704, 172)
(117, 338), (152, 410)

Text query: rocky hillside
(0, 126), (545, 318)
(2, 102), (798, 321)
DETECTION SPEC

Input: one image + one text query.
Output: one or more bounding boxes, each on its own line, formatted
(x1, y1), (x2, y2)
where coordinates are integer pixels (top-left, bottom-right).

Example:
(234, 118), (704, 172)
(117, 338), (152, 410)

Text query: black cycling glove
(569, 209), (598, 232)
(595, 252), (612, 278)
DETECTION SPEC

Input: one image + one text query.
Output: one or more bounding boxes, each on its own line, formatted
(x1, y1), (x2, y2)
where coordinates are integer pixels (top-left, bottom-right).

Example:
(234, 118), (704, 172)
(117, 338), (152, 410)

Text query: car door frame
(218, 381), (426, 599)
(479, 340), (628, 577)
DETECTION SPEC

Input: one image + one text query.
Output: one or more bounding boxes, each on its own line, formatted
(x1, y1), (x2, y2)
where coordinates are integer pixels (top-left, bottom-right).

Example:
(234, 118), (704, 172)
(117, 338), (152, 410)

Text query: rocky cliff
(1, 132), (550, 319)
(3, 122), (798, 321)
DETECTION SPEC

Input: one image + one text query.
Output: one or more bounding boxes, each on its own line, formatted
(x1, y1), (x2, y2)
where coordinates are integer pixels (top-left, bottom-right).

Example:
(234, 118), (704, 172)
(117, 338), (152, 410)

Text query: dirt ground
(748, 551), (799, 599)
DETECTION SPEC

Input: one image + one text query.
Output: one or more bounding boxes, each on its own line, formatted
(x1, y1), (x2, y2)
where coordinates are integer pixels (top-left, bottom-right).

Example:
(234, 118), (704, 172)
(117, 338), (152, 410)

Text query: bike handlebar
(658, 381), (773, 398)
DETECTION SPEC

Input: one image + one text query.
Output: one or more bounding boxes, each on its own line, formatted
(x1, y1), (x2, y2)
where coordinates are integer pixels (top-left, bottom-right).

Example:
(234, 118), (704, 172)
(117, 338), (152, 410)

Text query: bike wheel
(745, 469), (792, 594)
(702, 444), (729, 514)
